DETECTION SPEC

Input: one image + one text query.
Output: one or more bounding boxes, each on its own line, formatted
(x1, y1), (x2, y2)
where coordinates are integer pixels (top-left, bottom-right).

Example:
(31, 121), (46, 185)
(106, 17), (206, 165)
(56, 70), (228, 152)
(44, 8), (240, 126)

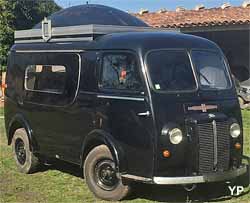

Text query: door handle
(137, 111), (151, 117)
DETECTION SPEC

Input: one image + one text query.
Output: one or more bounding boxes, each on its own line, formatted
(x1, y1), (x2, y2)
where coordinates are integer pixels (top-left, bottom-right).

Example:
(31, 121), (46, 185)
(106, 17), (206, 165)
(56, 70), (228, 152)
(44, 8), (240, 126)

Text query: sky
(55, 0), (242, 12)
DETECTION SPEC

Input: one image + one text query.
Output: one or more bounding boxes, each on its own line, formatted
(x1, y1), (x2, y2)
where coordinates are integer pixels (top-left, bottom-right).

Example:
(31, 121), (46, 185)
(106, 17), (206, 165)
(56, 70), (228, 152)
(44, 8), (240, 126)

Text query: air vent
(221, 2), (231, 9)
(176, 6), (186, 12)
(194, 4), (205, 11)
(242, 0), (250, 8)
(139, 9), (149, 15)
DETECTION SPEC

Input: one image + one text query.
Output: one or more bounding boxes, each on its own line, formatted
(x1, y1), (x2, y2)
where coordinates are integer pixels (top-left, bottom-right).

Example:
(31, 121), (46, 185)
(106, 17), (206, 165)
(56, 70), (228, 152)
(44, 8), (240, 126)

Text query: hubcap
(15, 138), (26, 165)
(94, 159), (119, 191)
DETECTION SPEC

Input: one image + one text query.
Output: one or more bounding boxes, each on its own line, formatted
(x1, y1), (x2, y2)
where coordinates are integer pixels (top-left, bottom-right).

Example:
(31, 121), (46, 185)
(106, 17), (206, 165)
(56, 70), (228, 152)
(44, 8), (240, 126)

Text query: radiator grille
(197, 121), (230, 174)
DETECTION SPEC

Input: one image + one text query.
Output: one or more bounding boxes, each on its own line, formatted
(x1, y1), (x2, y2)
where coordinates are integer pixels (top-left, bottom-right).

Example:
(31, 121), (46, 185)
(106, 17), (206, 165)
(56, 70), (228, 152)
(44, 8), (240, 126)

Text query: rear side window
(100, 53), (142, 91)
(25, 65), (66, 94)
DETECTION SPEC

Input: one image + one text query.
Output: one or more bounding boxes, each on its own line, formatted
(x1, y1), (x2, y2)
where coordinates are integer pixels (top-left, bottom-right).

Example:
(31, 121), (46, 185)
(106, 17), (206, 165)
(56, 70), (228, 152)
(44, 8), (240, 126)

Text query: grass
(0, 107), (249, 203)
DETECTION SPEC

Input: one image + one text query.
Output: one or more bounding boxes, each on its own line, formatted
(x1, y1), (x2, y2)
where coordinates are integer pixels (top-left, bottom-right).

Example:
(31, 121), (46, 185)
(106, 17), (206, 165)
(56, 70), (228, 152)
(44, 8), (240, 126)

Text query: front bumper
(122, 157), (249, 185)
(153, 156), (250, 185)
(153, 165), (247, 185)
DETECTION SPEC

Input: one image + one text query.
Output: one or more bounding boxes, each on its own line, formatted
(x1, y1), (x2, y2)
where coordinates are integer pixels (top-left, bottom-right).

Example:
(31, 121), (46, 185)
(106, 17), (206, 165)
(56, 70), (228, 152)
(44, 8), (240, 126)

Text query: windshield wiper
(199, 72), (212, 85)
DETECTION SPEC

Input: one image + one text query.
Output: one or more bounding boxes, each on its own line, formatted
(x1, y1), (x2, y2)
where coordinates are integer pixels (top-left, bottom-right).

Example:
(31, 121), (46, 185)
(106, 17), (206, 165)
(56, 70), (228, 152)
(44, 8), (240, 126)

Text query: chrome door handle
(137, 111), (150, 117)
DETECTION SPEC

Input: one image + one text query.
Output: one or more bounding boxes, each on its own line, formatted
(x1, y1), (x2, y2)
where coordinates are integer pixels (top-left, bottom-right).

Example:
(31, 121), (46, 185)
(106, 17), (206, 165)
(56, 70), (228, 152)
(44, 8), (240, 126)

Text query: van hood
(151, 91), (241, 133)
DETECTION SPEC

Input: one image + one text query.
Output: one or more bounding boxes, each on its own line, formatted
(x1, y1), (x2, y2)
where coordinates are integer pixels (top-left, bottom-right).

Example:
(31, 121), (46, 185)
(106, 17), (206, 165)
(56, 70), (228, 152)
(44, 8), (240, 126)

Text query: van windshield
(146, 50), (197, 92)
(146, 50), (231, 92)
(192, 50), (231, 90)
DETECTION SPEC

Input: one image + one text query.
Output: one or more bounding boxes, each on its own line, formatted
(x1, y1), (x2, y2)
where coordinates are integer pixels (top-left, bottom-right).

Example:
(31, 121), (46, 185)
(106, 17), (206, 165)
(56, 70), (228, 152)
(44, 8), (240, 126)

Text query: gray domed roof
(34, 4), (148, 28)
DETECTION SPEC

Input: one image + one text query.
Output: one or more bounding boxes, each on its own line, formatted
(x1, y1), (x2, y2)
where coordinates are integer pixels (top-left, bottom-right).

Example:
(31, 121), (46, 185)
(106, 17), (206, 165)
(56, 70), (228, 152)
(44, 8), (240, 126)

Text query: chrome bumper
(153, 165), (247, 185)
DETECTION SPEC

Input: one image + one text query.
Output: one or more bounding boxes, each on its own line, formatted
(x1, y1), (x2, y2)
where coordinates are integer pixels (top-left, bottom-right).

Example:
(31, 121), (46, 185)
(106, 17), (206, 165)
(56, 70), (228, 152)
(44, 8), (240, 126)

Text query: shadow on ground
(40, 159), (83, 178)
(39, 160), (250, 203)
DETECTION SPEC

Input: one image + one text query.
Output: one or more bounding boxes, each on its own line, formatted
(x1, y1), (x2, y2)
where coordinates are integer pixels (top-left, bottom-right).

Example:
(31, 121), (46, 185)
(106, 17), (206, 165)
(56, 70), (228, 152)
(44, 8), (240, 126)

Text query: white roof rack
(15, 19), (179, 44)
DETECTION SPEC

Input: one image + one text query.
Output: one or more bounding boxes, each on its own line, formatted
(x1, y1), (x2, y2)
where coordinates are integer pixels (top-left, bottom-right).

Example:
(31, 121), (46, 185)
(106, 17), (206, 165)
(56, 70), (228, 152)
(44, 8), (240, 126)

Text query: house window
(25, 65), (66, 94)
(101, 53), (142, 91)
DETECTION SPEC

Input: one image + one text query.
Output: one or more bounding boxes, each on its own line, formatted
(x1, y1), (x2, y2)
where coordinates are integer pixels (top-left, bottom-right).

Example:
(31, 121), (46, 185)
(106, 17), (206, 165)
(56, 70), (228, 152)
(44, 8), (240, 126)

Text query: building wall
(188, 30), (250, 83)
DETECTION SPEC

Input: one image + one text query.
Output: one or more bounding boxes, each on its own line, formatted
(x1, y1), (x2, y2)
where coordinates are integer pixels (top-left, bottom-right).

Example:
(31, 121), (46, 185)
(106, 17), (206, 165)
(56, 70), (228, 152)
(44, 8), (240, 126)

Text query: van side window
(101, 53), (141, 91)
(25, 65), (66, 94)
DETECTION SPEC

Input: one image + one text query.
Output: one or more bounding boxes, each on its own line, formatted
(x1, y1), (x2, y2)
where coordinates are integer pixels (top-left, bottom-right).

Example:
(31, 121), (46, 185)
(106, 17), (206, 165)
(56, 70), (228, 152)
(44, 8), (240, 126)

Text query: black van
(4, 5), (248, 201)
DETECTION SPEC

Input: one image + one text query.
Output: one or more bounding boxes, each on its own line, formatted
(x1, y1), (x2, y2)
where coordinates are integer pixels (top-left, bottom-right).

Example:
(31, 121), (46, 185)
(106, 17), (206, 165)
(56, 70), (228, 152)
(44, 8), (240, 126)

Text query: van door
(21, 52), (80, 157)
(96, 51), (155, 178)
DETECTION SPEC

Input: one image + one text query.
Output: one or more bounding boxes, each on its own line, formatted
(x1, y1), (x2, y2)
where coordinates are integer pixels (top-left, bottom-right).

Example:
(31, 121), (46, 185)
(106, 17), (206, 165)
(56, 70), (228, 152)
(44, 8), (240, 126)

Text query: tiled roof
(135, 6), (250, 28)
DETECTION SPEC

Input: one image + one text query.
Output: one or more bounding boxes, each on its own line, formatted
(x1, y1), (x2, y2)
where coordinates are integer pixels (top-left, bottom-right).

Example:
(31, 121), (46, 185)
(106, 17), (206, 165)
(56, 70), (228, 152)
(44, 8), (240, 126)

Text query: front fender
(80, 129), (127, 173)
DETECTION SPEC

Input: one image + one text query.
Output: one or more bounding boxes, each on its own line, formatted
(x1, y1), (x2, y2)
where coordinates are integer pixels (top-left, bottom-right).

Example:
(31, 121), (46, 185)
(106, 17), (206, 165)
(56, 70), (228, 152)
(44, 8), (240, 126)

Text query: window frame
(144, 48), (199, 94)
(98, 51), (145, 95)
(24, 64), (67, 95)
(190, 49), (233, 91)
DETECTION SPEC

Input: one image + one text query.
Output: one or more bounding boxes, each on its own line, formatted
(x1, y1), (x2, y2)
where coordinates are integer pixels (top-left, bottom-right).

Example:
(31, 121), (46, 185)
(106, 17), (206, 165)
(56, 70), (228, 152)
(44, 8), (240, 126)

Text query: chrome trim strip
(15, 50), (84, 53)
(49, 37), (93, 42)
(97, 95), (145, 101)
(212, 120), (218, 167)
(15, 39), (44, 44)
(15, 28), (41, 39)
(15, 38), (93, 44)
(72, 53), (82, 105)
(121, 174), (152, 182)
(153, 166), (247, 185)
(154, 176), (205, 185)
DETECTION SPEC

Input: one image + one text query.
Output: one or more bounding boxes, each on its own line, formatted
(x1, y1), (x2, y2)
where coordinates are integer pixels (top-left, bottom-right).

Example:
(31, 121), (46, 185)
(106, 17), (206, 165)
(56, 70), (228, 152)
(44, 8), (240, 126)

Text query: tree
(13, 0), (61, 30)
(0, 0), (14, 67)
(0, 0), (61, 67)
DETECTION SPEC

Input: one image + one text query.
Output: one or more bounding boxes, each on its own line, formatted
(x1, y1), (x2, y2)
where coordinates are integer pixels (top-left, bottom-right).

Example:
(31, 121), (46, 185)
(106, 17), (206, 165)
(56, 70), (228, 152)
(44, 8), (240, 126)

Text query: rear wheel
(12, 128), (40, 173)
(83, 145), (131, 201)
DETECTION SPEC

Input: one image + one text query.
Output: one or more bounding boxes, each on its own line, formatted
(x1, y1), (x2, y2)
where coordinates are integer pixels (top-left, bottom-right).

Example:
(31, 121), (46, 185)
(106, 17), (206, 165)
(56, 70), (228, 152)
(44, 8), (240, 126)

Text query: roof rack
(15, 19), (179, 44)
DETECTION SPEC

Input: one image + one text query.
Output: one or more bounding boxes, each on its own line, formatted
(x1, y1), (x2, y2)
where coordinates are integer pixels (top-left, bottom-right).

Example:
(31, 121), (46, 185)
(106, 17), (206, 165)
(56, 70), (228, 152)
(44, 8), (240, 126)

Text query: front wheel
(83, 145), (131, 201)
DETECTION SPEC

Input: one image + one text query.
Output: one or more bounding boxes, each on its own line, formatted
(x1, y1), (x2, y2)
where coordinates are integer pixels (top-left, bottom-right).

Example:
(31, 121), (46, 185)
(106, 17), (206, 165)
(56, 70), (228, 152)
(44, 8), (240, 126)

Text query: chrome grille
(216, 122), (230, 170)
(197, 121), (230, 174)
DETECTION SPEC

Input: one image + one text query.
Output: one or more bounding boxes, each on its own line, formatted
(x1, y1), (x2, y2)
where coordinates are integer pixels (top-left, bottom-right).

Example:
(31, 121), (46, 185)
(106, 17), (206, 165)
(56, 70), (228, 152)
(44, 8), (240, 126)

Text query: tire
(83, 145), (131, 201)
(12, 128), (40, 174)
(238, 97), (245, 109)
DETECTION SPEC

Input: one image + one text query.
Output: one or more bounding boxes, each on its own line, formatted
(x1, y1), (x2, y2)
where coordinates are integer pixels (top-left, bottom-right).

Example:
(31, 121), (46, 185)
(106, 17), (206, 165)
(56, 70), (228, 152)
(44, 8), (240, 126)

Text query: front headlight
(169, 128), (183, 144)
(230, 123), (241, 138)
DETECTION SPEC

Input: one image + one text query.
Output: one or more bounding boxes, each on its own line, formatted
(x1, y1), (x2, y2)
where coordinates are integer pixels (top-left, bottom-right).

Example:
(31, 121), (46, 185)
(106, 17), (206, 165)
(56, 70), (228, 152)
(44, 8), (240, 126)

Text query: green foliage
(0, 0), (61, 67)
(0, 0), (14, 67)
(12, 0), (61, 30)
